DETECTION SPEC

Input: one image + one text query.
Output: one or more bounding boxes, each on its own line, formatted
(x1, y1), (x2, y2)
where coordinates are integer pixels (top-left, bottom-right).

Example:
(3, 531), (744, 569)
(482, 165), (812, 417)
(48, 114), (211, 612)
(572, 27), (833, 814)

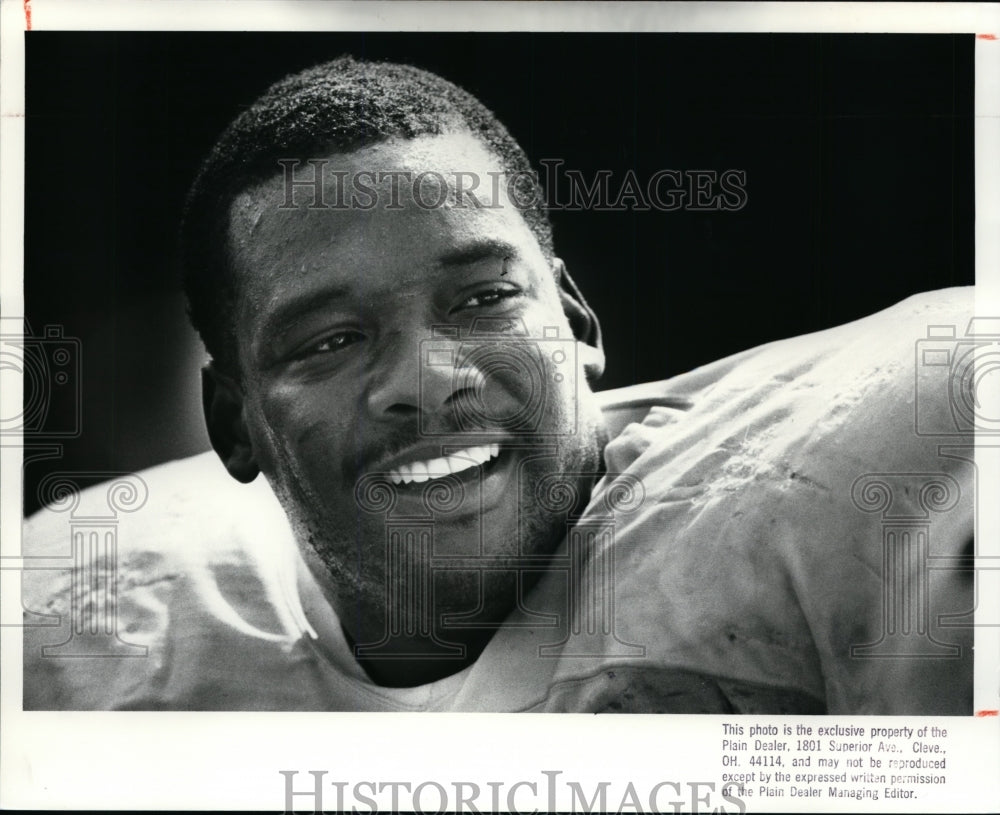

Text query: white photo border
(1, 2), (998, 812)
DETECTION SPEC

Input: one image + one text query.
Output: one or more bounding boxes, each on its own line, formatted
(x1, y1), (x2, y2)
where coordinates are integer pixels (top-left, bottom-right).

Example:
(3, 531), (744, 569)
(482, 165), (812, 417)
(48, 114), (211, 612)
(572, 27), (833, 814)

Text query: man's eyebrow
(437, 239), (519, 268)
(259, 284), (352, 340)
(257, 241), (519, 339)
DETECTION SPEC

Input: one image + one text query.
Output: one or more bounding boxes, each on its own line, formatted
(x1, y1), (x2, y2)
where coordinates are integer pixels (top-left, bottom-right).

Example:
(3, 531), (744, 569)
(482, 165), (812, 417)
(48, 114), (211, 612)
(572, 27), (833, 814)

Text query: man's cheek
(252, 398), (350, 482)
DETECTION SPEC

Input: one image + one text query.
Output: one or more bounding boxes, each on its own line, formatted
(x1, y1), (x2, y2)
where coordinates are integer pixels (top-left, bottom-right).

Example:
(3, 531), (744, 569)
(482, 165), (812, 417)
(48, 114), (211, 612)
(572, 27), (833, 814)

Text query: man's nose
(365, 331), (481, 419)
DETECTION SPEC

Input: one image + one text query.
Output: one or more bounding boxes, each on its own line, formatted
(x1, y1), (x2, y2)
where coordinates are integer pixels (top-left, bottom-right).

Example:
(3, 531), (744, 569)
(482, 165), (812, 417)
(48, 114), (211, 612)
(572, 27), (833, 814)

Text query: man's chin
(291, 424), (603, 617)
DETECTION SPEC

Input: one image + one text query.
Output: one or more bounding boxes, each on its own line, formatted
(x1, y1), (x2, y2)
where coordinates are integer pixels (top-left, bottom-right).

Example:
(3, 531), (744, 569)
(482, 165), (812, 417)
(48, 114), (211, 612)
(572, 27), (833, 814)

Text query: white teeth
(387, 444), (503, 484)
(446, 452), (480, 475)
(427, 457), (450, 476)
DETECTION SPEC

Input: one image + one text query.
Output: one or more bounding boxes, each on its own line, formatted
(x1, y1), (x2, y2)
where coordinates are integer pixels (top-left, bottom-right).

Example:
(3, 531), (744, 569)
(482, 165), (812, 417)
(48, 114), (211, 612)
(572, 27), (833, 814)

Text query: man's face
(224, 132), (605, 638)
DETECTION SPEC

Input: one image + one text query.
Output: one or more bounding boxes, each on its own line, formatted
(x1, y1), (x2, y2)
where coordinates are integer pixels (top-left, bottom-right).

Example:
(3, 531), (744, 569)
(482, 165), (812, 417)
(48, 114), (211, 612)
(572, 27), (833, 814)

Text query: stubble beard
(270, 408), (607, 638)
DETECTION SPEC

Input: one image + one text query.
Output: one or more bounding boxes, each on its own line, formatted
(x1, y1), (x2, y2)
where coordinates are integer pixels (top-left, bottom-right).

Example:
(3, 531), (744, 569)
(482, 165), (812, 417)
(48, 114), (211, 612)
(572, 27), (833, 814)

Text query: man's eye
(457, 287), (522, 310)
(295, 330), (364, 359)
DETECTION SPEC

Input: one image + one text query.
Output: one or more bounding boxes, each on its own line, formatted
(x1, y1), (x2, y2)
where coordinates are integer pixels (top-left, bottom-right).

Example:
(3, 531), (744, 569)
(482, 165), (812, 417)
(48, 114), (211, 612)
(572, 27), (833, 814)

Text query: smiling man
(210, 125), (607, 686)
(23, 57), (976, 713)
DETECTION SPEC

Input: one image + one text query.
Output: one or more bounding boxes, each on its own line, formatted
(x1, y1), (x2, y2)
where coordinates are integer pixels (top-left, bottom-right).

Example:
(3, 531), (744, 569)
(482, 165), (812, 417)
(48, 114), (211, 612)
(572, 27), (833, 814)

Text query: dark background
(22, 33), (974, 516)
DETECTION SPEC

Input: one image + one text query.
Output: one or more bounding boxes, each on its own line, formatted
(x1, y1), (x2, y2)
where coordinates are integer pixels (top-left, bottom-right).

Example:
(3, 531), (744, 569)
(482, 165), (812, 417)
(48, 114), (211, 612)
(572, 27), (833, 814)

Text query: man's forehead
(229, 131), (510, 226)
(227, 133), (543, 272)
(224, 131), (549, 322)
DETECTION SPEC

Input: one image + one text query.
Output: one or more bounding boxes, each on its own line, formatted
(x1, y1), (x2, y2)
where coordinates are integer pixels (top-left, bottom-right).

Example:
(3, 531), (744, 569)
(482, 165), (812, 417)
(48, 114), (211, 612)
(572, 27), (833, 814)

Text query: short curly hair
(180, 56), (555, 374)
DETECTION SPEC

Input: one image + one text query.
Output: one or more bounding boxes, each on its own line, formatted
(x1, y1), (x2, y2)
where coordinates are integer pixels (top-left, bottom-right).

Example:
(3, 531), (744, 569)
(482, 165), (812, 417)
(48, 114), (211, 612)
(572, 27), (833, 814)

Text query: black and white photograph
(2, 2), (999, 812)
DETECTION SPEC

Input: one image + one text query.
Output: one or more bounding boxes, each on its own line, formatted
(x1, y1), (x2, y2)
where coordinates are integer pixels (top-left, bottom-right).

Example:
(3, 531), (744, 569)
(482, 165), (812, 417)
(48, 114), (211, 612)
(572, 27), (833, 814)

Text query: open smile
(387, 443), (501, 484)
(364, 443), (519, 518)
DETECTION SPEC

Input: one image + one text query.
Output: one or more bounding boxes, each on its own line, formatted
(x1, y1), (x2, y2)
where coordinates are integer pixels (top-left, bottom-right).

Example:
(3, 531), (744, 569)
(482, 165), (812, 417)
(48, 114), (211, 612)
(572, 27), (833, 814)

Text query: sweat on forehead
(228, 133), (519, 231)
(225, 134), (554, 335)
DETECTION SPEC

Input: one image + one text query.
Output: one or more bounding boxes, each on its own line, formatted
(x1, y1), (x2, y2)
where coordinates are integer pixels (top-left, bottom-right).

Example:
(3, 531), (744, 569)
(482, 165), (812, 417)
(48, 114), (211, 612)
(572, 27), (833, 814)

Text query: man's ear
(202, 364), (260, 483)
(553, 257), (605, 382)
